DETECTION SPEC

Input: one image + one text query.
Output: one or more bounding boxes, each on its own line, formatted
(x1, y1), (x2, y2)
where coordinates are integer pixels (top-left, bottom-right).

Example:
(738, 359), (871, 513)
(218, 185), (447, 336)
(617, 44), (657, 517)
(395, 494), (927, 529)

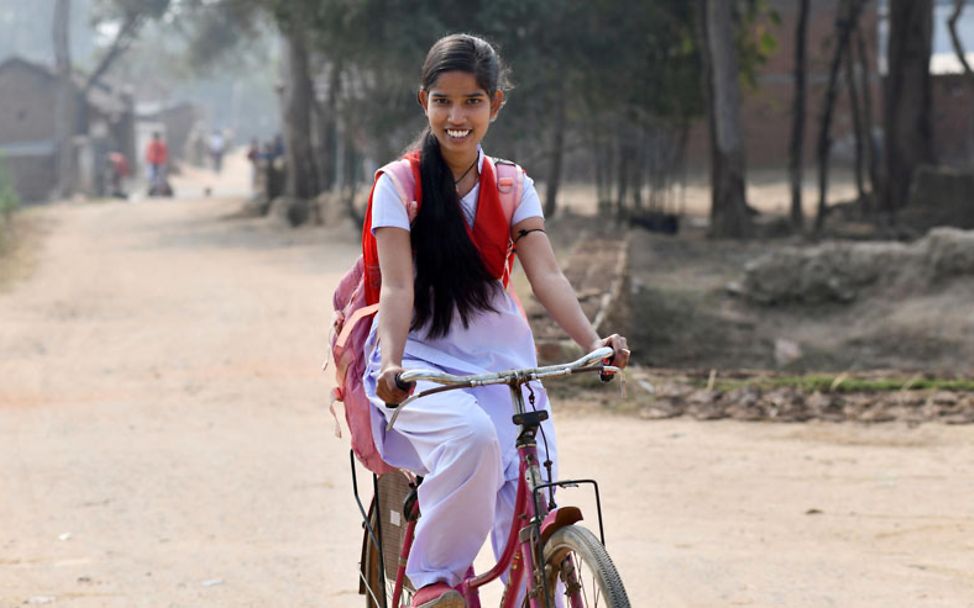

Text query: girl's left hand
(591, 334), (631, 369)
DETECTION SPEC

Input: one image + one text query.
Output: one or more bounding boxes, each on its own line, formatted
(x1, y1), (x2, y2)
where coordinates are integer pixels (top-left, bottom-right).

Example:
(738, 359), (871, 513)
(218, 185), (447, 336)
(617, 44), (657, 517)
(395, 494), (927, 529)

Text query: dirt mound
(738, 228), (974, 304)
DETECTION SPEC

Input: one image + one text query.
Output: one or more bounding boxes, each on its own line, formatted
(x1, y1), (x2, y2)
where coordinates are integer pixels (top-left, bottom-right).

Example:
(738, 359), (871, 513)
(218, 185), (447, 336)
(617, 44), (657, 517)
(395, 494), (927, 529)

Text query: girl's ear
(489, 90), (505, 122)
(417, 90), (429, 115)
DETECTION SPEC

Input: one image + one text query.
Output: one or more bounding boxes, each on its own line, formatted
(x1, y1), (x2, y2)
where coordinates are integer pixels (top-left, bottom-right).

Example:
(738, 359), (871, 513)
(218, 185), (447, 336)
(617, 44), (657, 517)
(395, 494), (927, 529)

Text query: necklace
(452, 157), (478, 192)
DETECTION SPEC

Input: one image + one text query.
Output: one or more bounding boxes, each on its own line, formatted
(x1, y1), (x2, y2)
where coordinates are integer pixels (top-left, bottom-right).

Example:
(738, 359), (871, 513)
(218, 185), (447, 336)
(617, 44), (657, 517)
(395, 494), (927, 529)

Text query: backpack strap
(486, 157), (524, 224)
(379, 158), (419, 222)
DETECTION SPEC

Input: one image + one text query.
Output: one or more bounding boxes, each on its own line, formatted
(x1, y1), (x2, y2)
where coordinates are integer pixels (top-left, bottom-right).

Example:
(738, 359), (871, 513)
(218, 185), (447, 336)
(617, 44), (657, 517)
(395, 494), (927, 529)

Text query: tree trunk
(788, 0), (811, 230)
(814, 0), (865, 233)
(704, 0), (751, 238)
(631, 130), (646, 211)
(844, 28), (868, 211)
(314, 59), (341, 194)
(615, 134), (629, 219)
(53, 0), (75, 199)
(281, 25), (318, 200)
(884, 0), (934, 213)
(341, 131), (363, 226)
(543, 81), (566, 218)
(856, 28), (881, 209)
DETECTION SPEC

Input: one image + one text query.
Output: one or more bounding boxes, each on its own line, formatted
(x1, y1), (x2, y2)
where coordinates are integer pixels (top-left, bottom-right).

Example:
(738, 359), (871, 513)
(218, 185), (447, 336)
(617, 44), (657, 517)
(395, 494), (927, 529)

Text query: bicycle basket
(376, 471), (416, 589)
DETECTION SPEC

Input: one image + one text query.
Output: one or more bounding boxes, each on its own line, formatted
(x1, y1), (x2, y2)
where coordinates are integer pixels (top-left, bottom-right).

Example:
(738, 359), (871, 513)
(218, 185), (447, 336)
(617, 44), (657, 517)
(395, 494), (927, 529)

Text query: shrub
(0, 153), (21, 246)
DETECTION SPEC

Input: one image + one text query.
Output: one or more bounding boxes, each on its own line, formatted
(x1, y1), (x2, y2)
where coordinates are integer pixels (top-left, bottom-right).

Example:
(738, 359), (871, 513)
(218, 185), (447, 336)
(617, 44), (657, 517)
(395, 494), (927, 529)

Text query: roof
(0, 55), (130, 115)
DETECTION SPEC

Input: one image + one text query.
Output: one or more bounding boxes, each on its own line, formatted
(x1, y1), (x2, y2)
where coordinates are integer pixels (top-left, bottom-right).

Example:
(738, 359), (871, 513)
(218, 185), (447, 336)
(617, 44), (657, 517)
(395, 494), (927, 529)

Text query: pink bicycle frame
(389, 383), (570, 608)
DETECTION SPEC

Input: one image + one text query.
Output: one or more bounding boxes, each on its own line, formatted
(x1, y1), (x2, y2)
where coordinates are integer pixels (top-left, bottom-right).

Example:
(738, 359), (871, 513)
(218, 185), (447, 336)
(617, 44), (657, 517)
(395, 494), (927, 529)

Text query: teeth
(447, 129), (471, 138)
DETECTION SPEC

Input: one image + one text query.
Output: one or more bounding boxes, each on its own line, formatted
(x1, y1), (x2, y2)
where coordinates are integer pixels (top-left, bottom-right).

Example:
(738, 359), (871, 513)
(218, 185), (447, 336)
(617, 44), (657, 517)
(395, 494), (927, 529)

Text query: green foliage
(164, 0), (778, 210)
(0, 154), (21, 243)
(734, 0), (781, 89)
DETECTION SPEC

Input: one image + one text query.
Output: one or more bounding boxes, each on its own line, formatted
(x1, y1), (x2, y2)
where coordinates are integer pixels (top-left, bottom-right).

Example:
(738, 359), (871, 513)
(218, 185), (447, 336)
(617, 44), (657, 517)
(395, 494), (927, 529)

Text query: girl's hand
(591, 334), (631, 370)
(377, 365), (413, 406)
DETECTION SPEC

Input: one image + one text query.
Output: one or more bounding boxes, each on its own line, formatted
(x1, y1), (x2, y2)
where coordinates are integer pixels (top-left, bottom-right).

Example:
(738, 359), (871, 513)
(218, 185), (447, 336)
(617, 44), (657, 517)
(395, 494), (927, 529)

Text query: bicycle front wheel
(542, 525), (630, 608)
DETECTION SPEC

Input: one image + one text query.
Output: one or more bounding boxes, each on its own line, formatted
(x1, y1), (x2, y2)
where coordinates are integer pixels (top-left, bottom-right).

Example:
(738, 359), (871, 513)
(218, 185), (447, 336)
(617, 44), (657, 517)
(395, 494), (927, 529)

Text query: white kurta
(362, 149), (559, 591)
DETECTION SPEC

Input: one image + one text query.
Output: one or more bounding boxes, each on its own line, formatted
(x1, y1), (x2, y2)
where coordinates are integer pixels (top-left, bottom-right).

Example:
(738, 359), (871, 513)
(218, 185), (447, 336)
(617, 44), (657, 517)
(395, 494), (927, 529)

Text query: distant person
(209, 129), (226, 173)
(107, 151), (130, 199)
(246, 137), (260, 189)
(144, 132), (169, 194)
(270, 133), (285, 160)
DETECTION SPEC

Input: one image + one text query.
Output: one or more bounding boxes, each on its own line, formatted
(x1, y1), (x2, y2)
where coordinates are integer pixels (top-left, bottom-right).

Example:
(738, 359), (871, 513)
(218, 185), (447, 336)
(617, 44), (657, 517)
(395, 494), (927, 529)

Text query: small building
(0, 56), (136, 202)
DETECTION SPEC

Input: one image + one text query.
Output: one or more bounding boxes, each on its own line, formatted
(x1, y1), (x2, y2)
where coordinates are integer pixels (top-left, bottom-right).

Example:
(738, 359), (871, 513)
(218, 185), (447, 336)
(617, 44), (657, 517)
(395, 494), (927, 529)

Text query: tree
(53, 0), (75, 199)
(702, 0), (752, 238)
(86, 0), (170, 94)
(279, 22), (318, 201)
(883, 0), (934, 213)
(814, 0), (866, 233)
(788, 0), (810, 230)
(947, 0), (974, 90)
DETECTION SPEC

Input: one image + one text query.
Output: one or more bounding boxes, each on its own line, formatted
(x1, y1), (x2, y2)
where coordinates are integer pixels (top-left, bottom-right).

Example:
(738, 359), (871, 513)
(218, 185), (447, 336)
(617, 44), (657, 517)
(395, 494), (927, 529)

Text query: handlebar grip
(385, 373), (416, 408)
(394, 373), (414, 392)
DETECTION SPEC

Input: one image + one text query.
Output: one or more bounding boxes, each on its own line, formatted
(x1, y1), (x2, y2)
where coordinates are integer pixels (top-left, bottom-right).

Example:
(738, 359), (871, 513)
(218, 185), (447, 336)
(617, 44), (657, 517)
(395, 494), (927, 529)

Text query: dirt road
(2, 169), (973, 607)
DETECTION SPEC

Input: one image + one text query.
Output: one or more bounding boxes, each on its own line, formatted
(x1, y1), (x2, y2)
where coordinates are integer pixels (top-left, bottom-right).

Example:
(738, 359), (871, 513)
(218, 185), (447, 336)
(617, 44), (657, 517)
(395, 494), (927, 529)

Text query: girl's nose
(448, 104), (464, 123)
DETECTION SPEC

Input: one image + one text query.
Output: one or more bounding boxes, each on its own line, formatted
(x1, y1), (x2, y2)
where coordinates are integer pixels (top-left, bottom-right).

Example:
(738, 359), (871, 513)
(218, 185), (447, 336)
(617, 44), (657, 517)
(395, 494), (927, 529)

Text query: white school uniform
(362, 148), (559, 591)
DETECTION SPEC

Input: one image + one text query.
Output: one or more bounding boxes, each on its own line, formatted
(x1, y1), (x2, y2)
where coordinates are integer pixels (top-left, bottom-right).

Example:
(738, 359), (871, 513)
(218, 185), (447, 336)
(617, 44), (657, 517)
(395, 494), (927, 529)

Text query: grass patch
(693, 375), (974, 393)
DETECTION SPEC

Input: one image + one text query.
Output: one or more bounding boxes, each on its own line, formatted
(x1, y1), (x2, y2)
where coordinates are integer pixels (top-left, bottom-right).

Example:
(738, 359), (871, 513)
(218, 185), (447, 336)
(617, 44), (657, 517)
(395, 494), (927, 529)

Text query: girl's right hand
(377, 365), (413, 406)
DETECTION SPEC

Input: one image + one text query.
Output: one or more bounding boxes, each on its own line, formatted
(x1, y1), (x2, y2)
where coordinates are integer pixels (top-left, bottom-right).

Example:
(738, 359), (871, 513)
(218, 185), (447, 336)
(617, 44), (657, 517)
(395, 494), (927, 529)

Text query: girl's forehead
(428, 71), (487, 96)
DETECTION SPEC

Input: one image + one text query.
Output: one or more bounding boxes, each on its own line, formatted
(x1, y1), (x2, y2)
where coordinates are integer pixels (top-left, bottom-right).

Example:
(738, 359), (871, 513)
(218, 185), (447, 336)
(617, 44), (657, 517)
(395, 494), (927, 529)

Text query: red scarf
(362, 150), (514, 306)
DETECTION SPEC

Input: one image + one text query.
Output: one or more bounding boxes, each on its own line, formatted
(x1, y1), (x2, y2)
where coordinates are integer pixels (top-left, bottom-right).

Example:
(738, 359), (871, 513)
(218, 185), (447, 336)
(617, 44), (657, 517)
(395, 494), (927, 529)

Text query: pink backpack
(326, 156), (525, 474)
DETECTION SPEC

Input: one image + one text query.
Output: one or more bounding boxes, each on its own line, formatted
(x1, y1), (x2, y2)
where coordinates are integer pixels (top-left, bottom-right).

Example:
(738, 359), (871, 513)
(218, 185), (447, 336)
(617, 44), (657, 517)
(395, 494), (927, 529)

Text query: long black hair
(409, 34), (512, 338)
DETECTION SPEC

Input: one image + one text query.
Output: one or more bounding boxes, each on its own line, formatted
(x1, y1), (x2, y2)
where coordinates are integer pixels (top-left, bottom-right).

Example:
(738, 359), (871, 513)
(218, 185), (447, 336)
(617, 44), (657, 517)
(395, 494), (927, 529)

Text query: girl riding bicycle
(363, 33), (630, 608)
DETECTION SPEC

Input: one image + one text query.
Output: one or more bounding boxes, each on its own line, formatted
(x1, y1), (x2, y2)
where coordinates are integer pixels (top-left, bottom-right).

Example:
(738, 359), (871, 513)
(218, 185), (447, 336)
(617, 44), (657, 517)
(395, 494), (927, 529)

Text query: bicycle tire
(361, 498), (416, 608)
(542, 525), (631, 608)
(361, 503), (388, 608)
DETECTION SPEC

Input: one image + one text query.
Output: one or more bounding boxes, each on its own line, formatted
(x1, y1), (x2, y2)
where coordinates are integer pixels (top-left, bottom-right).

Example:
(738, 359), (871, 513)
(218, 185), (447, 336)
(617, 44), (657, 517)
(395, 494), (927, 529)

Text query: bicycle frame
(354, 348), (618, 608)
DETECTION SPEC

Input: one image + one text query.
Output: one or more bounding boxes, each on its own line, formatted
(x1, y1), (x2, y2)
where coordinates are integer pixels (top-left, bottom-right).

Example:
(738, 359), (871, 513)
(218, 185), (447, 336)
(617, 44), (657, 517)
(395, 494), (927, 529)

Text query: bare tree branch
(947, 0), (974, 88)
(84, 11), (146, 93)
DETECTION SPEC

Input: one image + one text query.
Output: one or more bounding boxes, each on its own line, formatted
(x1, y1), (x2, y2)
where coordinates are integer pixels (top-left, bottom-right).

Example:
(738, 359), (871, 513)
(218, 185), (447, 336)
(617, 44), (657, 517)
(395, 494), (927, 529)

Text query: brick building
(0, 56), (136, 202)
(689, 0), (974, 169)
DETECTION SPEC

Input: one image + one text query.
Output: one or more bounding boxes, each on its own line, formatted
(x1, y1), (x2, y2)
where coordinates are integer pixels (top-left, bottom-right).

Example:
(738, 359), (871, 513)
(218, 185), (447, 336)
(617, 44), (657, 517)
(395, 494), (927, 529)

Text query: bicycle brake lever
(599, 365), (622, 384)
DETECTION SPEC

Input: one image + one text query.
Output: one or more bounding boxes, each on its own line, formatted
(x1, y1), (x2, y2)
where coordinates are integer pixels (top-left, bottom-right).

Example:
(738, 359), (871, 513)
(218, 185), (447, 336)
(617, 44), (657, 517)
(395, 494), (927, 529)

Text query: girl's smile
(419, 70), (504, 170)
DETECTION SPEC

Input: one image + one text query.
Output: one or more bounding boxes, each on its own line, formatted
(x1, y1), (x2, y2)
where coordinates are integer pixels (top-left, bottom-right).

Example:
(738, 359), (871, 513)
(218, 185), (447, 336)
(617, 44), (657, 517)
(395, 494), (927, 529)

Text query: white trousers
(372, 369), (559, 591)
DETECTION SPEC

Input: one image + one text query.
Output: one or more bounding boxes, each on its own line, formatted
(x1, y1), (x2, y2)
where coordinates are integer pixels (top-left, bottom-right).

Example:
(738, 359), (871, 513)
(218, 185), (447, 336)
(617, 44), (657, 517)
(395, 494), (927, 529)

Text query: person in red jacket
(144, 132), (168, 191)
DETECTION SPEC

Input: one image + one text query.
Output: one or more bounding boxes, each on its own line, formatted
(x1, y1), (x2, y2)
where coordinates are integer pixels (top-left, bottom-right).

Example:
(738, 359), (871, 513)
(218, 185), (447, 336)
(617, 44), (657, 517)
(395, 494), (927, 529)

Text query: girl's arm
(374, 226), (415, 403)
(513, 217), (631, 367)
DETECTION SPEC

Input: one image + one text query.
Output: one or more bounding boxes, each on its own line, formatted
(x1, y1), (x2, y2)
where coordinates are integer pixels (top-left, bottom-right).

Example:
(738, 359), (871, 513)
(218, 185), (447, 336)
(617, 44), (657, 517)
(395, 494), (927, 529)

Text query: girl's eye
(466, 98), (483, 105)
(433, 98), (449, 105)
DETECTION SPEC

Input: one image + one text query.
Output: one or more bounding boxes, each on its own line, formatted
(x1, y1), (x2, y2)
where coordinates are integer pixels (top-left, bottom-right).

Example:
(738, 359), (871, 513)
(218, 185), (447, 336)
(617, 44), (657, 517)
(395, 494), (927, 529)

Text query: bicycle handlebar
(384, 347), (620, 431)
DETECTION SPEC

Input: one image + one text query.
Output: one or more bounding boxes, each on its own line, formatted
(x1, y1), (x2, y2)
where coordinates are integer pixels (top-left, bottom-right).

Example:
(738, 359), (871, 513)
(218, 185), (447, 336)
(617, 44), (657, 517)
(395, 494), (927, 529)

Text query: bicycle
(350, 347), (631, 608)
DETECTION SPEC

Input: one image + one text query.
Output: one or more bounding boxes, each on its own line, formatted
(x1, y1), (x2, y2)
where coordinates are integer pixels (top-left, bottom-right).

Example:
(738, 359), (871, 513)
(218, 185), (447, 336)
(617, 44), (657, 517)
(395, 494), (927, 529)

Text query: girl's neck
(442, 148), (479, 179)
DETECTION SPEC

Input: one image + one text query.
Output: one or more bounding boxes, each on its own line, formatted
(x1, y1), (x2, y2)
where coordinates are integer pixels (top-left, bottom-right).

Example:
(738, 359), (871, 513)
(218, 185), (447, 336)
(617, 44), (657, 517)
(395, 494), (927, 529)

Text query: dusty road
(2, 166), (973, 607)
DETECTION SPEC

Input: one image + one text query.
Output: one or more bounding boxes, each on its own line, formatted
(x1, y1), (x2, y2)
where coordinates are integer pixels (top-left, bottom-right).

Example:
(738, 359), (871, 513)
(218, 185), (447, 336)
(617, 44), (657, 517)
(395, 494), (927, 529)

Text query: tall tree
(279, 23), (318, 200)
(844, 20), (868, 213)
(788, 0), (810, 230)
(947, 0), (974, 89)
(86, 1), (171, 94)
(884, 0), (934, 213)
(814, 0), (865, 232)
(856, 28), (881, 207)
(703, 0), (752, 238)
(53, 0), (75, 199)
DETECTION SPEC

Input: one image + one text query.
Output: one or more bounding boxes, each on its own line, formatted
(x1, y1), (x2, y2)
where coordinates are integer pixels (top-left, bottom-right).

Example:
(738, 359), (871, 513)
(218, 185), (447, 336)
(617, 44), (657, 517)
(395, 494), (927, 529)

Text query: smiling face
(419, 70), (504, 163)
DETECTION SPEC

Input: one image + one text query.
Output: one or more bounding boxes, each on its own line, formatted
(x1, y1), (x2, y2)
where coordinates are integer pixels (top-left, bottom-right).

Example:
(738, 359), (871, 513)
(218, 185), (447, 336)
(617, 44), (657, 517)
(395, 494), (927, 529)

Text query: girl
(363, 33), (630, 608)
